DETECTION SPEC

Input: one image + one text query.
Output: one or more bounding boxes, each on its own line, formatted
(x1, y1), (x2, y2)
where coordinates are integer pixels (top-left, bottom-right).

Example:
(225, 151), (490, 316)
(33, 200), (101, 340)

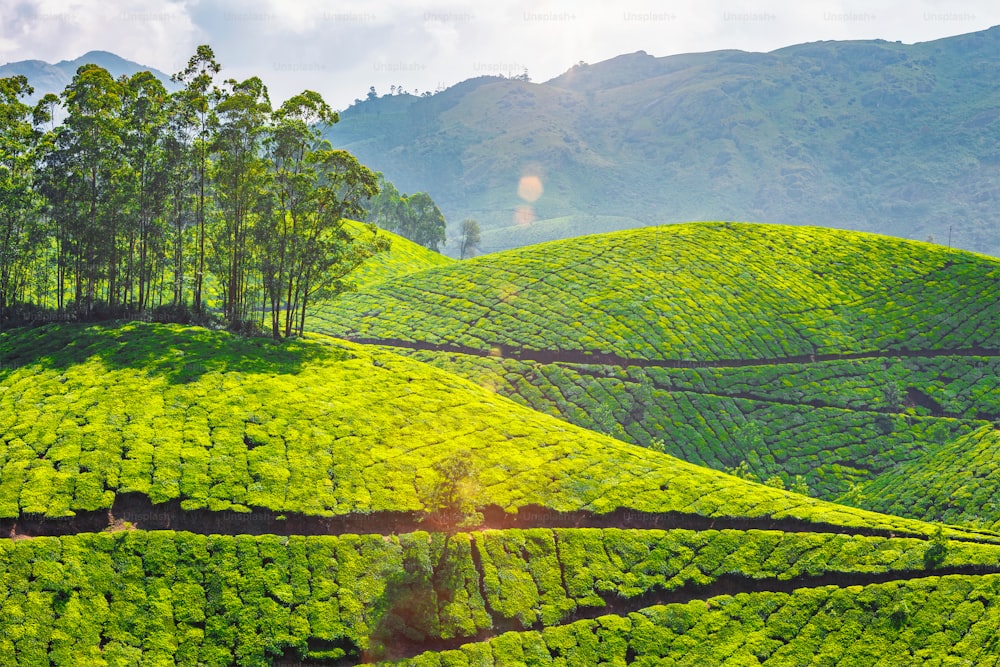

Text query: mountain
(0, 50), (178, 101)
(325, 27), (1000, 257)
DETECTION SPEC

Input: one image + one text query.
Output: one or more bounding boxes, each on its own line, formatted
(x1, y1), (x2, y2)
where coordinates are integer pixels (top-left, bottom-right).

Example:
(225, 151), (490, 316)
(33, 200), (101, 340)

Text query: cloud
(1, 0), (997, 109)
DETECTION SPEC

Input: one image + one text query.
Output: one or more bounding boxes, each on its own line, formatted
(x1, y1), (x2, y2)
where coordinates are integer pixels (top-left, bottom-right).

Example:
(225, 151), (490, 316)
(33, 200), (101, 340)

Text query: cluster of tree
(365, 174), (447, 252)
(0, 45), (388, 337)
(363, 174), (447, 252)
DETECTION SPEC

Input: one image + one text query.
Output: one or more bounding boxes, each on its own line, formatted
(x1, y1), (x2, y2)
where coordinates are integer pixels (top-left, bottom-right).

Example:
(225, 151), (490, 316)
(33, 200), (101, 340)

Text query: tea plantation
(343, 221), (453, 290)
(310, 223), (999, 531)
(0, 322), (971, 536)
(1, 223), (998, 664)
(310, 223), (999, 360)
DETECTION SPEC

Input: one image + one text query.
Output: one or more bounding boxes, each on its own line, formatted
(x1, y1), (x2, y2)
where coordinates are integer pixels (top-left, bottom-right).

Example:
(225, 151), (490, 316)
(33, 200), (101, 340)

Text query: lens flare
(517, 175), (544, 202)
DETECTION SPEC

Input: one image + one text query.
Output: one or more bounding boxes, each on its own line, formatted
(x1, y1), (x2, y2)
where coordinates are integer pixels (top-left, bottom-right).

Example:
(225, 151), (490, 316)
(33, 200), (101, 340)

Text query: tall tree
(49, 64), (123, 315)
(0, 76), (43, 320)
(211, 76), (271, 326)
(291, 148), (386, 336)
(118, 71), (169, 311)
(458, 219), (481, 259)
(364, 176), (447, 252)
(400, 191), (446, 252)
(265, 90), (337, 338)
(172, 45), (221, 314)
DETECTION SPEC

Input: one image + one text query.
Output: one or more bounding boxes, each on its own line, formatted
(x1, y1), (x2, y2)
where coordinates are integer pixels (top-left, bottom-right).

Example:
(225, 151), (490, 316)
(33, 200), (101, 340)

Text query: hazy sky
(2, 0), (998, 109)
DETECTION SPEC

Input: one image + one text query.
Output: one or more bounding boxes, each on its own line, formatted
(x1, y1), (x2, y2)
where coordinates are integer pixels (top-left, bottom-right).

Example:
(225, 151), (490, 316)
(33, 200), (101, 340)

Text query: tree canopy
(0, 45), (388, 337)
(364, 174), (447, 252)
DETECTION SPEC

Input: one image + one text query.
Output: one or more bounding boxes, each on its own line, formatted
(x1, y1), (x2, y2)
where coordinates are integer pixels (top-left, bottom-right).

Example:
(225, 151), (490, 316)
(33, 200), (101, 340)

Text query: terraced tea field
(311, 223), (998, 361)
(343, 221), (453, 289)
(311, 223), (999, 530)
(1, 223), (998, 664)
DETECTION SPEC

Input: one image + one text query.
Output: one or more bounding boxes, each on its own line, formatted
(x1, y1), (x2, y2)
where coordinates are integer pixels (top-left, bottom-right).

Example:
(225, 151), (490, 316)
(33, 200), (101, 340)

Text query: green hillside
(381, 574), (1000, 666)
(2, 318), (1000, 663)
(5, 529), (1000, 664)
(326, 27), (1000, 256)
(344, 220), (453, 289)
(308, 223), (998, 529)
(0, 321), (972, 537)
(843, 427), (1000, 531)
(1, 225), (997, 663)
(310, 223), (998, 361)
(394, 348), (995, 500)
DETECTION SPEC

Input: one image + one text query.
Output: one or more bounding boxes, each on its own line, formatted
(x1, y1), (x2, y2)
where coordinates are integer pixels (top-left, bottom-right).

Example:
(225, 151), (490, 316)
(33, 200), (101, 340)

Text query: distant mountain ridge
(0, 50), (178, 102)
(325, 26), (1000, 256)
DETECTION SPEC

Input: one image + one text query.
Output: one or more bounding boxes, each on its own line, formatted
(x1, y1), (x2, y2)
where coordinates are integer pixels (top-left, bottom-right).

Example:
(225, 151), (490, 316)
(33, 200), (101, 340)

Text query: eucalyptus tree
(211, 76), (272, 327)
(45, 64), (123, 314)
(262, 90), (388, 338)
(118, 71), (170, 310)
(289, 147), (386, 336)
(172, 45), (221, 314)
(363, 175), (446, 252)
(0, 76), (43, 319)
(264, 90), (337, 338)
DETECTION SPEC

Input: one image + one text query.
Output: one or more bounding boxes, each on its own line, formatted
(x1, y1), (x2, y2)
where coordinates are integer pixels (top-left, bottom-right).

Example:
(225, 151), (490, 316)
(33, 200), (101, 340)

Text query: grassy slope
(383, 574), (1000, 666)
(310, 223), (999, 360)
(3, 320), (1000, 664)
(344, 220), (453, 289)
(396, 348), (994, 499)
(0, 321), (987, 540)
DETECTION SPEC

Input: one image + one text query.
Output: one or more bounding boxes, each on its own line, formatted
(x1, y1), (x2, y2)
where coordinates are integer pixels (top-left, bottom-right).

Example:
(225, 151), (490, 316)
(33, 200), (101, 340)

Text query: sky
(1, 0), (998, 110)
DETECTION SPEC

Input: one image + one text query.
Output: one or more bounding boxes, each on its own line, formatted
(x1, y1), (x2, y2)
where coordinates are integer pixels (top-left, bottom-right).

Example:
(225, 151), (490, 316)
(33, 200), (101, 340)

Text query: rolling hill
(0, 320), (960, 532)
(344, 220), (453, 289)
(0, 221), (998, 663)
(310, 223), (999, 522)
(325, 27), (1000, 257)
(3, 321), (1000, 664)
(310, 222), (998, 360)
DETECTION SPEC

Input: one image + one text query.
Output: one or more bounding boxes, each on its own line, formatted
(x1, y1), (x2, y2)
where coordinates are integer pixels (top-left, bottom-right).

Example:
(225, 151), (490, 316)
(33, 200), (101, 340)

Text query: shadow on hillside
(0, 321), (345, 384)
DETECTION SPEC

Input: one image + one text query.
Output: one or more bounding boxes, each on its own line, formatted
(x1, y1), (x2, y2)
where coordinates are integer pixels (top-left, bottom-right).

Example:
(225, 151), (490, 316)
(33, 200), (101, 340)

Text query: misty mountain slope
(0, 50), (178, 102)
(326, 27), (1000, 256)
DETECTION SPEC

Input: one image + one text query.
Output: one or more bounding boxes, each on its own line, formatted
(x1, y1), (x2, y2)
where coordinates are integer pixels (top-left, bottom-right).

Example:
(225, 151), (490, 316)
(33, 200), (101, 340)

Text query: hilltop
(311, 222), (999, 360)
(0, 51), (178, 102)
(344, 220), (453, 289)
(325, 27), (1000, 256)
(310, 223), (999, 524)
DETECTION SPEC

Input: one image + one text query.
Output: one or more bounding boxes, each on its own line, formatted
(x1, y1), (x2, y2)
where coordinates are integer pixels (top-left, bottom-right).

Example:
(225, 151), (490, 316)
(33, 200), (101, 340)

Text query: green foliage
(381, 574), (1000, 666)
(421, 452), (484, 531)
(342, 220), (453, 289)
(395, 347), (990, 505)
(365, 175), (447, 251)
(843, 427), (1000, 531)
(924, 527), (949, 570)
(3, 46), (384, 334)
